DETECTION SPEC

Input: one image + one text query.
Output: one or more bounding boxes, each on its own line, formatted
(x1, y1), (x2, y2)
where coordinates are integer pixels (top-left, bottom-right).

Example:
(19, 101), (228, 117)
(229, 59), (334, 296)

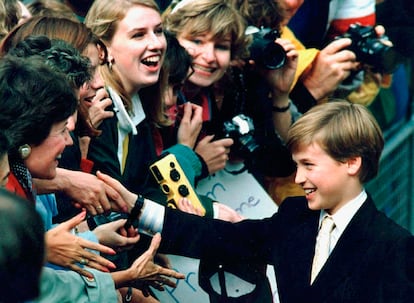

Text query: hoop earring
(18, 144), (31, 159)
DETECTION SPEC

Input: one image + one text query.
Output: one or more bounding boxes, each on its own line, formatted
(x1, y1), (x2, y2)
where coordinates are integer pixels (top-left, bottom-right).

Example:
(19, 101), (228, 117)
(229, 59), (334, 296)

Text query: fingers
(197, 134), (215, 145)
(58, 210), (87, 231)
(177, 198), (203, 216)
(323, 38), (353, 55)
(374, 25), (385, 37)
(147, 233), (162, 258)
(215, 138), (234, 148)
(96, 170), (137, 210)
(158, 267), (186, 280)
(79, 249), (117, 272)
(68, 263), (95, 279)
(103, 182), (128, 213)
(78, 237), (117, 256)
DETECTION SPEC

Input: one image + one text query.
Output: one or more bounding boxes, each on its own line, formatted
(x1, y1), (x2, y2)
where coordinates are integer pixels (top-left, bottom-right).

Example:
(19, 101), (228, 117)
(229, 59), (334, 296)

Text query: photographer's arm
(265, 38), (298, 141)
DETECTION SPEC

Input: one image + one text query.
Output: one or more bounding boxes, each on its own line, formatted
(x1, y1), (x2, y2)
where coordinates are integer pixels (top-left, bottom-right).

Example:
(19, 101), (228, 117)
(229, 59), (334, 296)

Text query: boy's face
(292, 142), (362, 215)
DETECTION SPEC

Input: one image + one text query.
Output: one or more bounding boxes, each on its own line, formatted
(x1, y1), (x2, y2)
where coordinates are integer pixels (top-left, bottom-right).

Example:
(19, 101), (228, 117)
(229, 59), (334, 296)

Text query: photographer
(165, 0), (298, 184)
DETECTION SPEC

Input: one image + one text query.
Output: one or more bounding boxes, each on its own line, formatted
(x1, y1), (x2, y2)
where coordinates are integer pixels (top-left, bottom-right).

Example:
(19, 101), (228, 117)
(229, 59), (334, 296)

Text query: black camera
(223, 114), (259, 157)
(338, 23), (401, 74)
(247, 26), (286, 70)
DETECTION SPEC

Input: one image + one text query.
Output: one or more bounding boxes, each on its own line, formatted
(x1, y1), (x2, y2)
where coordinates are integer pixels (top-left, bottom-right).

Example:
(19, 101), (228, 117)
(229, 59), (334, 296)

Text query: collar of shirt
(319, 189), (367, 252)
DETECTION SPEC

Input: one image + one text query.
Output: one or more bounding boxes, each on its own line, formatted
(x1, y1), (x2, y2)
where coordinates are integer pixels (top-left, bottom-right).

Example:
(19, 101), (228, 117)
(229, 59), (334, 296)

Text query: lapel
(310, 197), (378, 299)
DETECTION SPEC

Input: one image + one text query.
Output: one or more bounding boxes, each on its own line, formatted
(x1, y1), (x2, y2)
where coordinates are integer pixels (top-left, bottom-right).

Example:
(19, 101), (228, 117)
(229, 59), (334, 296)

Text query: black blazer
(160, 195), (414, 303)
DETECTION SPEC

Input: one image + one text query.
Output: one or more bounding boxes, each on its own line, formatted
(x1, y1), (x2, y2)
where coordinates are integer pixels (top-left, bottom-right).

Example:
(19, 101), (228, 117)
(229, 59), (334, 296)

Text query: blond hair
(163, 0), (249, 60)
(287, 100), (384, 183)
(85, 0), (168, 125)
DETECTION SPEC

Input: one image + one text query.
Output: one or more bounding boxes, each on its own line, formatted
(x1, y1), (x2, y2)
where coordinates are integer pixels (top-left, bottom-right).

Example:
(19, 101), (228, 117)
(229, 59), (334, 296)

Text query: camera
(223, 114), (259, 157)
(337, 23), (401, 74)
(247, 26), (286, 70)
(149, 152), (206, 215)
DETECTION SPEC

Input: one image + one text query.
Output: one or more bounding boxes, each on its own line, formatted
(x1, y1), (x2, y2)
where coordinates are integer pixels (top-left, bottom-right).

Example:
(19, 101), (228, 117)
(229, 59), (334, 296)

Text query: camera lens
(248, 27), (286, 70)
(178, 184), (190, 197)
(170, 169), (180, 182)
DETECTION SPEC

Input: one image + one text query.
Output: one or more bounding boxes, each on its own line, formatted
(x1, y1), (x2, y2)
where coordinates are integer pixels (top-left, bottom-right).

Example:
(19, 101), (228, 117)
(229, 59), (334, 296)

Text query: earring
(108, 60), (113, 71)
(18, 144), (31, 159)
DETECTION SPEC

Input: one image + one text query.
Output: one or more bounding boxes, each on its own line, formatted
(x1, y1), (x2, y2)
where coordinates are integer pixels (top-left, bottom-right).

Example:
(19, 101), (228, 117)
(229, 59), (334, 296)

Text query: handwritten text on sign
(153, 163), (280, 302)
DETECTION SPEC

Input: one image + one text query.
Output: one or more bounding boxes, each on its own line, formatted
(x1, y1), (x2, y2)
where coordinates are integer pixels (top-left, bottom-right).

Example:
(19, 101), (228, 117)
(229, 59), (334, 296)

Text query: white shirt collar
(319, 190), (367, 252)
(320, 190), (367, 233)
(107, 86), (145, 135)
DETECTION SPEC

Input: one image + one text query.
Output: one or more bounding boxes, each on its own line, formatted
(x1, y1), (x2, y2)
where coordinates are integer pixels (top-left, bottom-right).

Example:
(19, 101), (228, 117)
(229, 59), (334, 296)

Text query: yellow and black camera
(150, 153), (206, 215)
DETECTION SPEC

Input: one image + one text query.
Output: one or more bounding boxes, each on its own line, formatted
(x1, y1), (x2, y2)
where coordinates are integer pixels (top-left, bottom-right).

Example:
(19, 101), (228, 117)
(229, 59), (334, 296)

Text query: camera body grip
(149, 153), (206, 215)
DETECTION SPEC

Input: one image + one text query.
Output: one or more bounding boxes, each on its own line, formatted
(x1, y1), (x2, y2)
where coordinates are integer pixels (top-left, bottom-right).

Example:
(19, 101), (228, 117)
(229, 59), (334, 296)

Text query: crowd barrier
(366, 118), (414, 233)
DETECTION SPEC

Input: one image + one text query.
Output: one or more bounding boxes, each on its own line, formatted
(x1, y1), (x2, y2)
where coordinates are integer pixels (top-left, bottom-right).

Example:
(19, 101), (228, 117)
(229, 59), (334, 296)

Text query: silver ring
(79, 258), (88, 265)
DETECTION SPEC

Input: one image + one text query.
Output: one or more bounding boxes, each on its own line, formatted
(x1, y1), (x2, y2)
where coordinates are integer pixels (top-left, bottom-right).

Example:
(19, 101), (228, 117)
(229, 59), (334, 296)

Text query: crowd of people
(0, 0), (413, 302)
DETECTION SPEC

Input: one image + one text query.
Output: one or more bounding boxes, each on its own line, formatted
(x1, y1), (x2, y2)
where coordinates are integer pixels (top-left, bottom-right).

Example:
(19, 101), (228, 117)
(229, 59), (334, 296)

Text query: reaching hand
(96, 170), (138, 212)
(195, 135), (233, 174)
(45, 210), (117, 278)
(93, 219), (140, 251)
(112, 233), (185, 294)
(37, 168), (129, 215)
(176, 102), (203, 149)
(86, 87), (114, 129)
(176, 197), (205, 216)
(213, 202), (244, 223)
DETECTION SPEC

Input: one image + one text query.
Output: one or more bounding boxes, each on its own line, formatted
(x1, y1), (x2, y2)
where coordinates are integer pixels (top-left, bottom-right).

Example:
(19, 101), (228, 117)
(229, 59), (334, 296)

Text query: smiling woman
(0, 55), (78, 201)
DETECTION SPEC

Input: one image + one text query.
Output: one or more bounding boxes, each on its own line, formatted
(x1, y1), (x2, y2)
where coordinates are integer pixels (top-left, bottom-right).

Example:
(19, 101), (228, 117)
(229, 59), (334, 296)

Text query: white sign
(153, 162), (280, 302)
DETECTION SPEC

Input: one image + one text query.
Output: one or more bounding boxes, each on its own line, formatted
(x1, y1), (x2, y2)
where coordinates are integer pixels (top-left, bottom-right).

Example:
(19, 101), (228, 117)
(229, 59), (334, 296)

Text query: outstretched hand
(112, 233), (185, 294)
(93, 218), (140, 251)
(45, 210), (117, 278)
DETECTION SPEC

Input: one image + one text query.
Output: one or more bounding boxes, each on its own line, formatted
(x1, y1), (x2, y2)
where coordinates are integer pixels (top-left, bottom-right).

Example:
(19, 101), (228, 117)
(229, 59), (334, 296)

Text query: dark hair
(229, 0), (283, 31)
(0, 131), (10, 158)
(0, 188), (45, 302)
(0, 55), (78, 158)
(8, 35), (92, 89)
(164, 30), (193, 85)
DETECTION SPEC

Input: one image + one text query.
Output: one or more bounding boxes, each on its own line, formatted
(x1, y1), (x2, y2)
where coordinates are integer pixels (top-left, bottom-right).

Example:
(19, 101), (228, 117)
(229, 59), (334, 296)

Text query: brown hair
(164, 0), (249, 60)
(27, 0), (78, 21)
(229, 0), (283, 32)
(287, 100), (384, 183)
(0, 16), (106, 137)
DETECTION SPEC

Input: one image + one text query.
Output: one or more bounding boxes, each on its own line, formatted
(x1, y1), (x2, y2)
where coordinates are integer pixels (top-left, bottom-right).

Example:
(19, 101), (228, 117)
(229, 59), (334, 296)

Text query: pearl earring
(18, 144), (31, 159)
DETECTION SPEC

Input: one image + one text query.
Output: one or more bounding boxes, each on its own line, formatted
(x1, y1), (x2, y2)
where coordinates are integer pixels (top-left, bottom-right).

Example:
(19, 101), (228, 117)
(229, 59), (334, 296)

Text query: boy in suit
(100, 100), (414, 302)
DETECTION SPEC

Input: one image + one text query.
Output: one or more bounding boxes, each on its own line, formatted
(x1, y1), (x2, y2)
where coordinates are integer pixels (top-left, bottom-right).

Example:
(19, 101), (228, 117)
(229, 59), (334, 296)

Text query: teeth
(305, 189), (315, 194)
(142, 55), (160, 66)
(194, 64), (214, 73)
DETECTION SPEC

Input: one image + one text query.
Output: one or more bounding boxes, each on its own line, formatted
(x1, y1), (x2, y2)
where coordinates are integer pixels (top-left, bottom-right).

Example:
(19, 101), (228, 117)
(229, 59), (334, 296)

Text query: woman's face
(177, 32), (231, 89)
(0, 154), (10, 187)
(107, 5), (166, 95)
(25, 119), (73, 179)
(79, 43), (105, 104)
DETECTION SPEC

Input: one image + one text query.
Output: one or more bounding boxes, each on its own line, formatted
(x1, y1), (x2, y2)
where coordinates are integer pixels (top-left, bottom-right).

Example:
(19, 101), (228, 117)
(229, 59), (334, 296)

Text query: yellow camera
(149, 153), (206, 215)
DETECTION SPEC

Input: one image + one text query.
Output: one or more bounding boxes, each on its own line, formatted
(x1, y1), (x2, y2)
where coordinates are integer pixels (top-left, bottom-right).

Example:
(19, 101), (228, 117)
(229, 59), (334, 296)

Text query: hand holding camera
(150, 153), (206, 215)
(336, 23), (401, 74)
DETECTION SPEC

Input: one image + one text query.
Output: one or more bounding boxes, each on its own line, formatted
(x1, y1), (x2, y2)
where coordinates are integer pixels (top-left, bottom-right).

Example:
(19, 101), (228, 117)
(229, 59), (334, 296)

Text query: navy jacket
(160, 195), (414, 303)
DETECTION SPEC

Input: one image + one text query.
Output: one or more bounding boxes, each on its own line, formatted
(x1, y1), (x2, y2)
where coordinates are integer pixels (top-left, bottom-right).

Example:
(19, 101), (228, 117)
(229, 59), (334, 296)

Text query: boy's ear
(346, 156), (362, 176)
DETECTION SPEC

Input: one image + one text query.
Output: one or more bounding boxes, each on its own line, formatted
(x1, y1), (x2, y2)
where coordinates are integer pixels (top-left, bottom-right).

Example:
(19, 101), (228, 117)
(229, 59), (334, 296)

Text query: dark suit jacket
(160, 195), (414, 303)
